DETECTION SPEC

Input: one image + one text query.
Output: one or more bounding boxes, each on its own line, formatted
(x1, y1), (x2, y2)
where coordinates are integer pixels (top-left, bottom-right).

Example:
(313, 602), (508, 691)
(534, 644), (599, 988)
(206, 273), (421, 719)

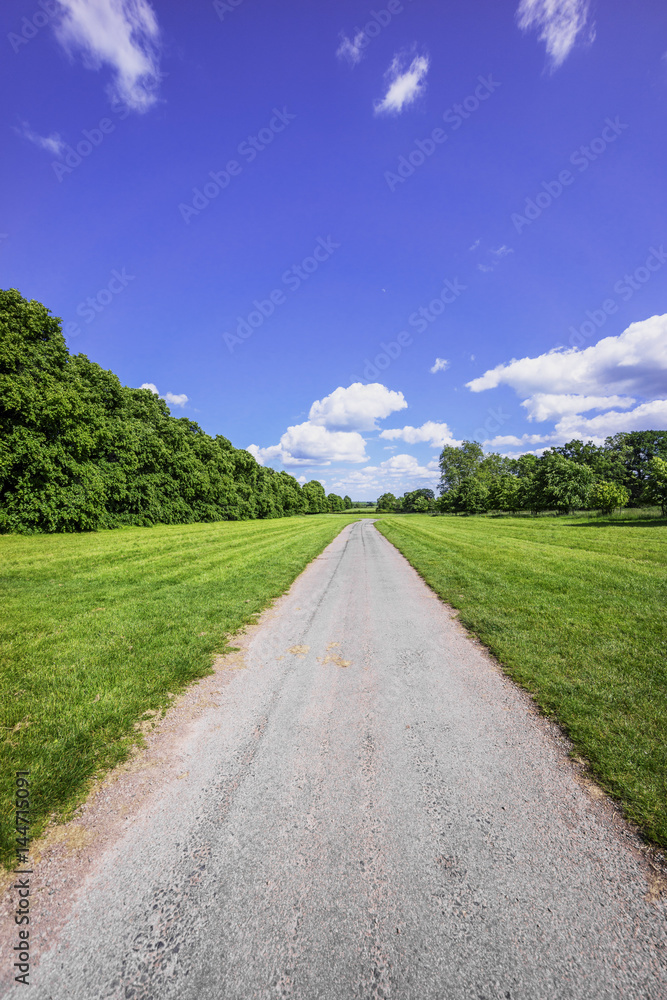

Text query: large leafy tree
(644, 456), (667, 515)
(376, 492), (398, 512)
(531, 453), (594, 514)
(438, 440), (484, 493)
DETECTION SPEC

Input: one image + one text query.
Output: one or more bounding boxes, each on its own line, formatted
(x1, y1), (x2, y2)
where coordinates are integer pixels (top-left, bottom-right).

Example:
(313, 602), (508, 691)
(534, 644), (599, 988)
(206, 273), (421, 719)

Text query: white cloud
(381, 454), (439, 478)
(467, 315), (667, 399)
(248, 423), (368, 467)
(54, 0), (162, 112)
(521, 393), (637, 423)
(516, 0), (592, 70)
(336, 31), (365, 65)
(16, 122), (66, 156)
(492, 245), (514, 258)
(469, 239), (481, 251)
(554, 399), (667, 444)
(374, 53), (429, 115)
(140, 382), (188, 407)
(380, 421), (461, 449)
(308, 382), (407, 431)
(163, 391), (188, 408)
(430, 357), (450, 374)
(483, 433), (554, 448)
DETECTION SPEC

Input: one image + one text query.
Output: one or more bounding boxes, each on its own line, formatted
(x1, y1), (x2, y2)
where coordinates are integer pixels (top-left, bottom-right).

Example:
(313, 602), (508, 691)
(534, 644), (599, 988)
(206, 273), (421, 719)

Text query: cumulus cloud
(380, 454), (439, 478)
(374, 53), (429, 115)
(467, 315), (667, 399)
(336, 31), (365, 65)
(308, 382), (407, 431)
(248, 423), (368, 467)
(554, 399), (667, 444)
(521, 393), (637, 423)
(379, 421), (461, 449)
(430, 358), (450, 374)
(16, 122), (66, 156)
(516, 0), (592, 70)
(54, 0), (162, 112)
(140, 382), (188, 407)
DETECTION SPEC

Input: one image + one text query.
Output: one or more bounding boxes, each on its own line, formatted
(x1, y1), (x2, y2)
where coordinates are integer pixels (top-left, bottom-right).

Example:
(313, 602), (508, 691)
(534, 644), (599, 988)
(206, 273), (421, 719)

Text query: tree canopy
(0, 289), (312, 532)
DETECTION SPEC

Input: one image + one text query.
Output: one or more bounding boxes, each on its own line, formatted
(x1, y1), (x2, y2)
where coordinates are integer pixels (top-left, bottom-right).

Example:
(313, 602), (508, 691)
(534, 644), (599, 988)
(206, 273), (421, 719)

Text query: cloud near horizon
(54, 0), (162, 112)
(468, 315), (667, 447)
(247, 384), (446, 485)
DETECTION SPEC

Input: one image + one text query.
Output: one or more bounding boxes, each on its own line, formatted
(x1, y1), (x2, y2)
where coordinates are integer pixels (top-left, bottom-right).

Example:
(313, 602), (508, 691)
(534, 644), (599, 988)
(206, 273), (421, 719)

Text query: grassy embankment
(0, 515), (363, 867)
(376, 513), (667, 848)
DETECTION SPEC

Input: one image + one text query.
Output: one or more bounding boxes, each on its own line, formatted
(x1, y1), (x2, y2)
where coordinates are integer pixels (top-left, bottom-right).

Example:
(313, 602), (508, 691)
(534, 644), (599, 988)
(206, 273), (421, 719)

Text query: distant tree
(402, 488), (435, 513)
(488, 474), (522, 513)
(343, 495), (352, 509)
(604, 431), (667, 506)
(376, 492), (397, 512)
(448, 478), (489, 515)
(327, 492), (345, 512)
(588, 480), (629, 515)
(532, 454), (594, 514)
(302, 480), (328, 513)
(643, 456), (667, 515)
(478, 452), (516, 483)
(438, 440), (484, 493)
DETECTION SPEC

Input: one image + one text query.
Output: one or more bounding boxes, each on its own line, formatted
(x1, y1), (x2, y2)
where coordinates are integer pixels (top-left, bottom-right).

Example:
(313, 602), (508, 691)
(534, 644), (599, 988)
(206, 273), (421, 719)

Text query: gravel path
(5, 519), (666, 999)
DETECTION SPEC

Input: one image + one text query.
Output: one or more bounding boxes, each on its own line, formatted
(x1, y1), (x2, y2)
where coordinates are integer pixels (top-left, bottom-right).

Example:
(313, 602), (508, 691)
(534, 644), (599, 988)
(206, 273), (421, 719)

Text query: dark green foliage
(0, 289), (308, 532)
(376, 492), (398, 512)
(437, 434), (667, 515)
(327, 492), (345, 512)
(302, 480), (328, 513)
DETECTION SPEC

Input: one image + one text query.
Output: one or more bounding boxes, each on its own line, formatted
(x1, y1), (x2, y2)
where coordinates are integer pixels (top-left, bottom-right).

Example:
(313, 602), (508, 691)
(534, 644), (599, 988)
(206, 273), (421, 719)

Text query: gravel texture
(3, 519), (665, 999)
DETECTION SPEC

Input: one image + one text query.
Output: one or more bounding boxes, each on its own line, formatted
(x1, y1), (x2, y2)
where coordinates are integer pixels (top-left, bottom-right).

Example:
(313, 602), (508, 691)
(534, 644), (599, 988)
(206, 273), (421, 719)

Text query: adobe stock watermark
(563, 246), (666, 349)
(223, 236), (340, 352)
(8, 0), (58, 54)
(511, 117), (628, 234)
(64, 268), (136, 338)
(351, 276), (468, 382)
(473, 405), (512, 443)
(51, 100), (131, 182)
(179, 107), (296, 224)
(384, 75), (501, 192)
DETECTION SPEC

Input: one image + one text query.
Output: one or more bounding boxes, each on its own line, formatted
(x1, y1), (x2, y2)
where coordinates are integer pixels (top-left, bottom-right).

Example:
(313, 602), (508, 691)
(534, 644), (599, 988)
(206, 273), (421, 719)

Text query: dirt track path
(3, 519), (666, 998)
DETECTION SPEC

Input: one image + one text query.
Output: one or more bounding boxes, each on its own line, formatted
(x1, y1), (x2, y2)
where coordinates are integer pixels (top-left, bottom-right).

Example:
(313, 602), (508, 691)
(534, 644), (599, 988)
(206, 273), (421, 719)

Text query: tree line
(378, 437), (667, 516)
(0, 290), (353, 533)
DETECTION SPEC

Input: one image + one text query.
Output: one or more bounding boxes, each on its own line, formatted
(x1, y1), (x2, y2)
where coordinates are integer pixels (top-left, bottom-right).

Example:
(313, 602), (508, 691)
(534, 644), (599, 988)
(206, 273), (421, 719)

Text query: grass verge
(0, 515), (362, 867)
(375, 513), (667, 848)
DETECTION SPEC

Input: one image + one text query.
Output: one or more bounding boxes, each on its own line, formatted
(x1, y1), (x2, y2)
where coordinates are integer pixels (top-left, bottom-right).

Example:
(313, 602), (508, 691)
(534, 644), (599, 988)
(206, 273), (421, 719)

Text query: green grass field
(0, 515), (364, 867)
(376, 513), (667, 848)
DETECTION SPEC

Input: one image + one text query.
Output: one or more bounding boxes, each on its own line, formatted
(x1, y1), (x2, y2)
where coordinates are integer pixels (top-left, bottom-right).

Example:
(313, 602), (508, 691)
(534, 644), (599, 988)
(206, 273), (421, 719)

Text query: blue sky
(2, 0), (666, 499)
